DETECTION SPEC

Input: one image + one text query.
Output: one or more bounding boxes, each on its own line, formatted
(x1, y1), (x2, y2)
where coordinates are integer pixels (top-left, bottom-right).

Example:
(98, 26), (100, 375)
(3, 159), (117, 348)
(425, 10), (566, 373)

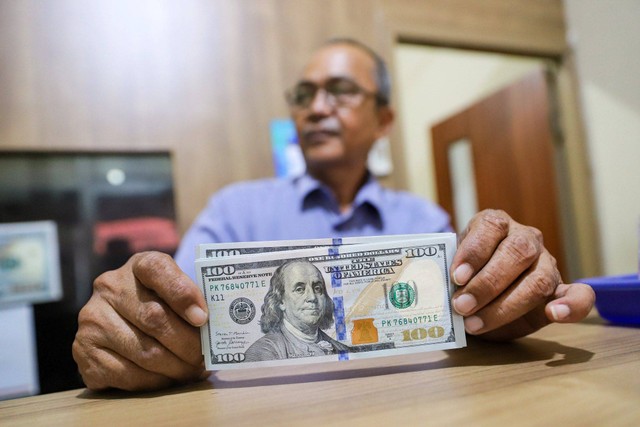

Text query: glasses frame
(285, 77), (382, 111)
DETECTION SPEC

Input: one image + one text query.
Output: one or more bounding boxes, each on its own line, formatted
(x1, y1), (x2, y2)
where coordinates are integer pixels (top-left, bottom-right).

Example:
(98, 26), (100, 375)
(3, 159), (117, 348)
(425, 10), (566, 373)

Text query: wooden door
(431, 69), (566, 277)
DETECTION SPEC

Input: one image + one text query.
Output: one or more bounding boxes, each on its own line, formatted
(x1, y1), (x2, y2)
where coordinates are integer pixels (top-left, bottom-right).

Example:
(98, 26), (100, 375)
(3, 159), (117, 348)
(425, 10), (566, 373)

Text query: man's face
(279, 262), (327, 334)
(290, 44), (393, 171)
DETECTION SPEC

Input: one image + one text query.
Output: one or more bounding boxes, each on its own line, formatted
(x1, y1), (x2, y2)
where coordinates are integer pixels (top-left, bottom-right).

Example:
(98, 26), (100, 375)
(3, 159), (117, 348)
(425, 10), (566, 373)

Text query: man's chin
(302, 138), (343, 157)
(303, 151), (346, 170)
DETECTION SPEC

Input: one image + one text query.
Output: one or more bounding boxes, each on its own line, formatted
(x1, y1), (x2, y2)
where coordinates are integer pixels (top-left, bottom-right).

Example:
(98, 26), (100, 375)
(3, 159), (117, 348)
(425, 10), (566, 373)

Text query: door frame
(430, 69), (569, 278)
(376, 23), (601, 280)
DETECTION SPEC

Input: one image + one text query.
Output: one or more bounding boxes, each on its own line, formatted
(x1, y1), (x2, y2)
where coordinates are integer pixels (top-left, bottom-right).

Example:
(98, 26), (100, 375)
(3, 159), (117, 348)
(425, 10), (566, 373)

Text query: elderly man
(245, 259), (349, 362)
(73, 38), (594, 391)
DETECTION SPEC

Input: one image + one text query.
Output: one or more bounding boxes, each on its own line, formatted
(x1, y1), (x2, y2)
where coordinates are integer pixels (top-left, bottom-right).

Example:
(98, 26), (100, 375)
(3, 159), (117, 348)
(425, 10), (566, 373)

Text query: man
(72, 38), (595, 391)
(244, 259), (349, 362)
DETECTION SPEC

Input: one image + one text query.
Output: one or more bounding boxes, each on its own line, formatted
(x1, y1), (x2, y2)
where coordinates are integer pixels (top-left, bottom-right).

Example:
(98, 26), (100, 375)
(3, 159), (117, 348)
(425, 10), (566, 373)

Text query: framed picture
(0, 221), (62, 306)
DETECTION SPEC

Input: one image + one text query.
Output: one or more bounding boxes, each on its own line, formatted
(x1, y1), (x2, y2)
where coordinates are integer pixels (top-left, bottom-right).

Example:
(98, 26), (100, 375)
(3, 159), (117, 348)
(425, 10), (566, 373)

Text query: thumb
(131, 252), (209, 326)
(545, 283), (596, 323)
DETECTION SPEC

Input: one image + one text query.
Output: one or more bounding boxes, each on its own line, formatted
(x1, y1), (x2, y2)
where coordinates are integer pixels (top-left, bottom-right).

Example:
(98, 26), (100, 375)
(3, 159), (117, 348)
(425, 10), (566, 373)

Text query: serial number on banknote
(208, 280), (268, 292)
(380, 314), (440, 327)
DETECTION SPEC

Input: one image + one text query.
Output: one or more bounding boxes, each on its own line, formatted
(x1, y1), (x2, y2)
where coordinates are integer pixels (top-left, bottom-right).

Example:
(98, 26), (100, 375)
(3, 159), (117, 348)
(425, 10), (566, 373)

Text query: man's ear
(279, 303), (286, 312)
(375, 106), (395, 140)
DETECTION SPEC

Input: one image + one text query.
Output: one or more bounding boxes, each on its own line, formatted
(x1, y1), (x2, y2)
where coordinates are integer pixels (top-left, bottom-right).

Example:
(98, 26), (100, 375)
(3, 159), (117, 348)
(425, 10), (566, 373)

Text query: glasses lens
(289, 83), (317, 107)
(326, 78), (367, 107)
(325, 78), (360, 97)
(286, 78), (373, 109)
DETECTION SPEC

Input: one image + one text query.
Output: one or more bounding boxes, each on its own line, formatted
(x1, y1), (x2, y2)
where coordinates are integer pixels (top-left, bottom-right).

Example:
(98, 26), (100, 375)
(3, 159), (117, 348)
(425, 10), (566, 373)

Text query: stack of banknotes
(195, 234), (466, 370)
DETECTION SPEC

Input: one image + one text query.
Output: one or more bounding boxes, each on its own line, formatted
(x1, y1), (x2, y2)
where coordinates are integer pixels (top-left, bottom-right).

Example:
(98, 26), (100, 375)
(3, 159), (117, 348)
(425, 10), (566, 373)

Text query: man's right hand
(72, 252), (209, 391)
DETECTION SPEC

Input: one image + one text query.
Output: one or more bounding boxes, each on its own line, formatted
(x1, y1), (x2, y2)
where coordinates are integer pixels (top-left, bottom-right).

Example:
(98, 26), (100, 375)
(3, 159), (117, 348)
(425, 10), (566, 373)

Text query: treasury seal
(389, 282), (415, 309)
(229, 297), (256, 324)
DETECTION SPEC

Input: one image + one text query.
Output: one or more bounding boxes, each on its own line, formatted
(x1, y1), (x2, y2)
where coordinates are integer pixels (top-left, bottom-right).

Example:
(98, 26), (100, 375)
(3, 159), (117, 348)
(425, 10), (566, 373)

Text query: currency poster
(196, 234), (466, 370)
(0, 221), (63, 306)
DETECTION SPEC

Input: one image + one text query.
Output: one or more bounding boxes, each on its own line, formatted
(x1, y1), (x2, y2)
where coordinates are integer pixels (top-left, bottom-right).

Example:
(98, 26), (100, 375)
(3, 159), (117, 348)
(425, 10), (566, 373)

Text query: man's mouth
(302, 129), (340, 143)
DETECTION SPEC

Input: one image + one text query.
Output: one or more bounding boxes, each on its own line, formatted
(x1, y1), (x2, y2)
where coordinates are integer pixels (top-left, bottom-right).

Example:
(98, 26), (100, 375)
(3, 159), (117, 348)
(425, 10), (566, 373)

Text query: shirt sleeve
(420, 201), (454, 233)
(401, 193), (454, 234)
(173, 187), (242, 280)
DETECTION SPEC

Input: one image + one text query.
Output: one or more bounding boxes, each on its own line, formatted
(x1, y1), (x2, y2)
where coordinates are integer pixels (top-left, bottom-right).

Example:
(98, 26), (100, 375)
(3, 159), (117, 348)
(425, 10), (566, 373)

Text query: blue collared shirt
(174, 174), (452, 279)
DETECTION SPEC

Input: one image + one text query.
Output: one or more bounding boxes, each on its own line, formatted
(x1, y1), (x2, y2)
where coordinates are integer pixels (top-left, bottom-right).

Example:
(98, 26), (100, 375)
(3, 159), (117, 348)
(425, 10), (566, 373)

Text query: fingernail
(186, 305), (208, 326)
(453, 263), (473, 286)
(453, 293), (477, 315)
(464, 316), (484, 334)
(550, 304), (570, 321)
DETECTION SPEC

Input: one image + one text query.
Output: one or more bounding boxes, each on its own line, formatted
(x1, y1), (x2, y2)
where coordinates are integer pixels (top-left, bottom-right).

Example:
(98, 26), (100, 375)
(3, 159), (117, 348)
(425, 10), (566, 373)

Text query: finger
(451, 210), (514, 286)
(472, 304), (550, 341)
(73, 297), (176, 391)
(79, 295), (204, 380)
(75, 343), (178, 391)
(477, 283), (596, 341)
(460, 251), (559, 335)
(452, 225), (544, 317)
(94, 269), (204, 367)
(131, 252), (208, 326)
(545, 283), (596, 323)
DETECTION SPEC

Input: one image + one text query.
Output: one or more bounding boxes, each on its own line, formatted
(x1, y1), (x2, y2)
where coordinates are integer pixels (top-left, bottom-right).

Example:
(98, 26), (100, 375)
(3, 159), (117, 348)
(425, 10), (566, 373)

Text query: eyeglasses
(285, 77), (380, 110)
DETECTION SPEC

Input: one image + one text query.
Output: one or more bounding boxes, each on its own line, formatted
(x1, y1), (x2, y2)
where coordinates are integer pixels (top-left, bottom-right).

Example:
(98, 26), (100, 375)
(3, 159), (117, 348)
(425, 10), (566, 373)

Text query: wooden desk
(2, 312), (639, 426)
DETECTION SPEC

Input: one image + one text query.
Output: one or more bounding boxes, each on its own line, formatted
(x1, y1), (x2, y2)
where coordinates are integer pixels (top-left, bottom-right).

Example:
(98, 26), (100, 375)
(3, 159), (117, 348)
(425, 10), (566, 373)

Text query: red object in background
(93, 217), (180, 255)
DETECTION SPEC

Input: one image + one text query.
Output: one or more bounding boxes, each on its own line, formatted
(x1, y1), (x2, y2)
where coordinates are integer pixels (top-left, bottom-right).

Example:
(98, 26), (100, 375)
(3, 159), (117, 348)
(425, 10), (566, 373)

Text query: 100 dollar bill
(197, 234), (444, 259)
(196, 234), (450, 357)
(195, 234), (466, 369)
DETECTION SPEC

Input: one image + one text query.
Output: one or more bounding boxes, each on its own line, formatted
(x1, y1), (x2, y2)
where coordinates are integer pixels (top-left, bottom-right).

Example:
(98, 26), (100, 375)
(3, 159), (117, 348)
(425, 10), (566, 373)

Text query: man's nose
(308, 88), (333, 116)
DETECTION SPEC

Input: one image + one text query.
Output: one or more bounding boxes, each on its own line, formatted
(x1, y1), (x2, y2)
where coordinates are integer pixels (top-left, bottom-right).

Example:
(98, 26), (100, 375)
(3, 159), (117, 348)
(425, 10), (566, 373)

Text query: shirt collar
(293, 173), (324, 200)
(293, 172), (384, 214)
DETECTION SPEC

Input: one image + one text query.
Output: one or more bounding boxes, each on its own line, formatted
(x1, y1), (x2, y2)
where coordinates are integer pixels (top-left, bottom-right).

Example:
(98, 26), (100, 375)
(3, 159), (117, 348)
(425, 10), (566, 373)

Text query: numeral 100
(214, 353), (245, 363)
(402, 326), (445, 341)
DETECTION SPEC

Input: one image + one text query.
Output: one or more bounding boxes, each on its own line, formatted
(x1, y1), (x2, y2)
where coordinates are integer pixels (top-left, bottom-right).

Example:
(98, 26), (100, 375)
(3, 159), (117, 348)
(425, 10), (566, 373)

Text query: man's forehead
(300, 44), (376, 85)
(283, 261), (321, 280)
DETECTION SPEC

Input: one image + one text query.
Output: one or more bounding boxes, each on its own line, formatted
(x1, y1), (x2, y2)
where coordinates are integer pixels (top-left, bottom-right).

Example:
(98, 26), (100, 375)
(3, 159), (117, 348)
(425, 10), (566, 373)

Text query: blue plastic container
(580, 274), (640, 326)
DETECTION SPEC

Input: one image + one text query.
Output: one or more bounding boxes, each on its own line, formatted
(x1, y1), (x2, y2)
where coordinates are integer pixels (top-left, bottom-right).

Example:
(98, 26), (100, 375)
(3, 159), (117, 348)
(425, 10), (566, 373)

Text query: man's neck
(308, 165), (368, 212)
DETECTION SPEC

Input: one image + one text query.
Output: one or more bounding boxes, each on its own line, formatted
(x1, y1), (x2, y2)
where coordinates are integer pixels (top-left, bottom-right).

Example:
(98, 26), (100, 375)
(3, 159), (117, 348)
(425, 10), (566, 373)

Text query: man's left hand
(450, 209), (595, 340)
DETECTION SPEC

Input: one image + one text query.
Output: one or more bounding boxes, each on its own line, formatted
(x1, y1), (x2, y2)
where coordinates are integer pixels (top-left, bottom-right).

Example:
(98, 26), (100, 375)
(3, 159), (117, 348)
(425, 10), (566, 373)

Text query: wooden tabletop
(1, 312), (639, 426)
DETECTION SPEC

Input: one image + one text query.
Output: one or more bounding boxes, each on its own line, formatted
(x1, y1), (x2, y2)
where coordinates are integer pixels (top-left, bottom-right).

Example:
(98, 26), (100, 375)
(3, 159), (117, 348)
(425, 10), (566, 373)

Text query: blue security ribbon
(333, 296), (346, 341)
(328, 243), (347, 357)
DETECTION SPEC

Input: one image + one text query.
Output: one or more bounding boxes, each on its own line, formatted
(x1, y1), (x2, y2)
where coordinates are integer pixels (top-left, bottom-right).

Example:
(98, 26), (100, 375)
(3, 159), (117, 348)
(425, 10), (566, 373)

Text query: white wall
(564, 0), (640, 275)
